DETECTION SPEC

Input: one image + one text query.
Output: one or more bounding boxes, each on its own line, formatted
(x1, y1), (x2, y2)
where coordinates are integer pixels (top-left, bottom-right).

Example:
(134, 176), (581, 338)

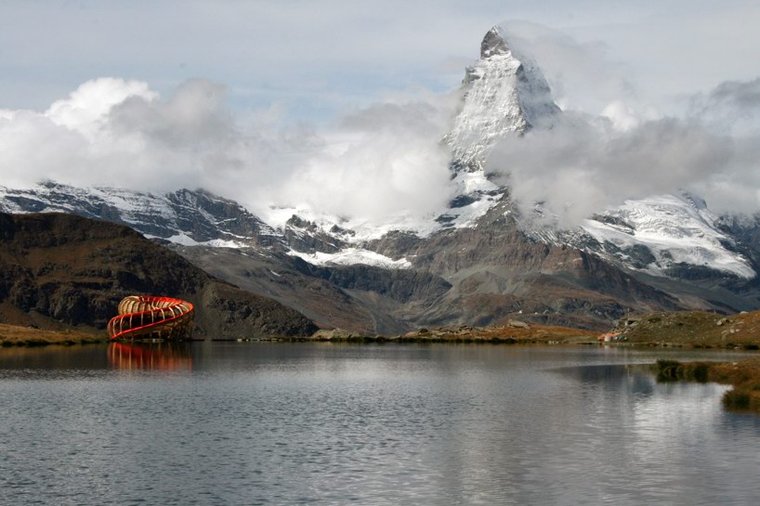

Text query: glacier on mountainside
(580, 194), (755, 279)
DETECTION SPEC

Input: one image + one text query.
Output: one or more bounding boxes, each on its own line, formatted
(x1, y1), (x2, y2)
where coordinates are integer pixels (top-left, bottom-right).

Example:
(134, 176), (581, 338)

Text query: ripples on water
(0, 343), (759, 505)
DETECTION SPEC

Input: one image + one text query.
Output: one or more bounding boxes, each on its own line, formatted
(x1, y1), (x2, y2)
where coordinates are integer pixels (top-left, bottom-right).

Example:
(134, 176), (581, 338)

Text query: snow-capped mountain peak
(4, 25), (760, 336)
(480, 25), (510, 58)
(444, 25), (561, 170)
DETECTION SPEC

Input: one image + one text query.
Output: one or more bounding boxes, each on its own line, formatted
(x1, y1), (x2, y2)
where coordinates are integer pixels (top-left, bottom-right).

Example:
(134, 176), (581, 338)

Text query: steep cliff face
(0, 212), (317, 338)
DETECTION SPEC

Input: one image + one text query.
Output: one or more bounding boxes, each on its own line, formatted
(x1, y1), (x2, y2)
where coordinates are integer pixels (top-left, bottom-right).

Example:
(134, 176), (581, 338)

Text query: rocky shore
(301, 319), (595, 344)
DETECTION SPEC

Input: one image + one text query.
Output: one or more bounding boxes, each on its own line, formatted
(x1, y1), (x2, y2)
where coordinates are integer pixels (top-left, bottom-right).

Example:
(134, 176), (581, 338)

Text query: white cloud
(600, 101), (640, 131)
(258, 96), (456, 226)
(488, 82), (760, 227)
(2, 13), (760, 233)
(0, 78), (241, 192)
(690, 77), (760, 136)
(501, 21), (639, 116)
(0, 77), (456, 229)
(46, 78), (157, 138)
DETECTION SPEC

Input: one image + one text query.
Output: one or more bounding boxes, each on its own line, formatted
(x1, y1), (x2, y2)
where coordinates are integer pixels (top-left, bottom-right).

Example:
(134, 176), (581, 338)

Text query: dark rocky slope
(364, 195), (682, 330)
(178, 195), (685, 333)
(175, 246), (450, 334)
(0, 212), (317, 338)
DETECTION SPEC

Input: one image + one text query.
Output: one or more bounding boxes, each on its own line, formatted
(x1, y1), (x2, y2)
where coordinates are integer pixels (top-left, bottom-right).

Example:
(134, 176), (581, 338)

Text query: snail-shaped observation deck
(107, 296), (194, 340)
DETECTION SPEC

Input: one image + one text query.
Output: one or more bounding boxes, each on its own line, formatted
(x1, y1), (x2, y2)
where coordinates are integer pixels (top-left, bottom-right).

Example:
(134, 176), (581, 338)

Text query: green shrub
(723, 389), (751, 410)
(655, 359), (681, 381)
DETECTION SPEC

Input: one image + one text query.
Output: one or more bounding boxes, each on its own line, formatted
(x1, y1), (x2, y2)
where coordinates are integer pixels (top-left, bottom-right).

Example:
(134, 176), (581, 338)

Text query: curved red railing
(107, 295), (194, 341)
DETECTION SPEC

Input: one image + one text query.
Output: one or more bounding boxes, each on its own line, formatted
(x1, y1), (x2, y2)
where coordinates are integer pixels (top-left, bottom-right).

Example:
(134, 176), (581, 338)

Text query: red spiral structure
(107, 295), (195, 341)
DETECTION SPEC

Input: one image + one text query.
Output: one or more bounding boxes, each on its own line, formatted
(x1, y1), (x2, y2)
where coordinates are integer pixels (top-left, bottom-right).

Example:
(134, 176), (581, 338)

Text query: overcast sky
(2, 1), (760, 227)
(3, 0), (760, 121)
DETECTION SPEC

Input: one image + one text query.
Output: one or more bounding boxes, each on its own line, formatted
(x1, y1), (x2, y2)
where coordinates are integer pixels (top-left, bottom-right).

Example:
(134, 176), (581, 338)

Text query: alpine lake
(1, 342), (759, 505)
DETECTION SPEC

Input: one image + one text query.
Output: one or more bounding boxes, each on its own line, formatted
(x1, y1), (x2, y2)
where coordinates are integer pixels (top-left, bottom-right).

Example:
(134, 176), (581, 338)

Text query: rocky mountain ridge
(0, 212), (317, 338)
(2, 26), (759, 333)
(0, 181), (281, 249)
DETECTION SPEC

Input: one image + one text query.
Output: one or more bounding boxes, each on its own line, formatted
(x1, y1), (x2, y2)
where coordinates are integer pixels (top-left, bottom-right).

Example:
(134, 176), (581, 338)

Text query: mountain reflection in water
(1, 344), (759, 505)
(107, 342), (192, 371)
(556, 363), (657, 396)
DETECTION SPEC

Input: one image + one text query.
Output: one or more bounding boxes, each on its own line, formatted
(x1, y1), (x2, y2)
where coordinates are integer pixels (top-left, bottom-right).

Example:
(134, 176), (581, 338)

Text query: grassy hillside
(614, 310), (760, 349)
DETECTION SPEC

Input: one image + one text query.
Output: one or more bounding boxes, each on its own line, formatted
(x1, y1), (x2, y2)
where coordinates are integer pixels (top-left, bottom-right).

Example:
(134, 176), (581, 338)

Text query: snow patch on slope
(153, 233), (248, 249)
(438, 171), (505, 228)
(269, 205), (443, 243)
(288, 248), (412, 269)
(0, 182), (275, 248)
(445, 52), (526, 167)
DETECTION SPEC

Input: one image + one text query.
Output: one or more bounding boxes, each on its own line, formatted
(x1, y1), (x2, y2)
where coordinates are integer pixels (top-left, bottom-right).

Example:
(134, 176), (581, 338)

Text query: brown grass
(617, 310), (760, 349)
(309, 321), (596, 344)
(709, 358), (760, 411)
(0, 323), (104, 347)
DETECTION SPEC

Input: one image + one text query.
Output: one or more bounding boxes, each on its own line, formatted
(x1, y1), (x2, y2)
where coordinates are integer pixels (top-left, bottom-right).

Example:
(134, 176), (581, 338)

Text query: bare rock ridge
(480, 26), (510, 58)
(0, 212), (317, 338)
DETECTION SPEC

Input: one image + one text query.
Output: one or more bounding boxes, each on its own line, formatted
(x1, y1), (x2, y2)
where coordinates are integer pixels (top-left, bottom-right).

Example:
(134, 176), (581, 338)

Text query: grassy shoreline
(0, 323), (106, 347)
(300, 322), (597, 344)
(4, 318), (760, 415)
(610, 310), (760, 350)
(655, 358), (760, 412)
(5, 307), (760, 349)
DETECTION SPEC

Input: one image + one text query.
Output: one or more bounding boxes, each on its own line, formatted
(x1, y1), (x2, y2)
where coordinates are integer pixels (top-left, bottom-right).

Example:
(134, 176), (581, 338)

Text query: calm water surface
(1, 343), (759, 505)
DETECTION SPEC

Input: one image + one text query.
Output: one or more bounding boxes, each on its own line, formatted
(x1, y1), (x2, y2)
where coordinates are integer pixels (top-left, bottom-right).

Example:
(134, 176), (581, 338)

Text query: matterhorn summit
(437, 26), (561, 229)
(444, 26), (561, 170)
